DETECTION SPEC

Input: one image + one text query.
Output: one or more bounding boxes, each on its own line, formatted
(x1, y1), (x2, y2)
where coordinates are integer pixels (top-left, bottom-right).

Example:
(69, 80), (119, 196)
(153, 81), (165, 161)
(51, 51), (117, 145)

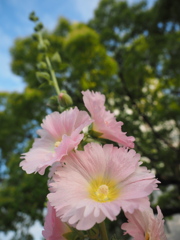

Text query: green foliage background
(0, 0), (179, 239)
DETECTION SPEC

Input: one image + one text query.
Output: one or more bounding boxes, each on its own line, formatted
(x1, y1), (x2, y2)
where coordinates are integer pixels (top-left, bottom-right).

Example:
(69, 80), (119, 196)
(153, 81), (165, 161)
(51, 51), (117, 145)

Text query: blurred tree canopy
(0, 0), (179, 239)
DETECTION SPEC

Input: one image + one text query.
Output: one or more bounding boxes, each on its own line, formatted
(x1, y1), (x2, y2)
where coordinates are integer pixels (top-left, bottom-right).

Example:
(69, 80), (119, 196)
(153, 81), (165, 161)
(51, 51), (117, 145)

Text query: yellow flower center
(145, 232), (150, 240)
(54, 141), (61, 148)
(89, 177), (119, 202)
(96, 184), (109, 201)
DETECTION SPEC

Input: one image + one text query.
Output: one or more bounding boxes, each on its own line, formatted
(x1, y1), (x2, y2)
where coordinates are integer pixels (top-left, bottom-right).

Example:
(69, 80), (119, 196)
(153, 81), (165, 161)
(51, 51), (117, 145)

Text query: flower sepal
(63, 223), (102, 240)
(89, 129), (103, 138)
(87, 224), (101, 239)
(62, 226), (84, 240)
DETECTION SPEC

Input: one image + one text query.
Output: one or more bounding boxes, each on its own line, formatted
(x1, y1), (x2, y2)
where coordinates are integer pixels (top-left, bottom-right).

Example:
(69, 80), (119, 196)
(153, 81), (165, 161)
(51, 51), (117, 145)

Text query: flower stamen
(145, 232), (150, 240)
(89, 177), (119, 202)
(54, 141), (61, 148)
(96, 184), (109, 201)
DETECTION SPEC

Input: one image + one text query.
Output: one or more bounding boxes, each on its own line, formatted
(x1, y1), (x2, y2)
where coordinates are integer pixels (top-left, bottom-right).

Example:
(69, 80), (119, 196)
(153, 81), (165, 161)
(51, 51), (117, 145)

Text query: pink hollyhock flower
(82, 90), (135, 148)
(48, 143), (159, 230)
(121, 206), (167, 240)
(20, 107), (92, 175)
(42, 202), (71, 240)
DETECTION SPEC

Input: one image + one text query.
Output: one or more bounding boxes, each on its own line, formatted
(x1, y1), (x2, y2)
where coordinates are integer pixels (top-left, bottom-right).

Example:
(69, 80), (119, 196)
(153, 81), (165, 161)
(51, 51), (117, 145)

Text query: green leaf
(63, 226), (84, 240)
(51, 51), (62, 63)
(44, 39), (50, 47)
(37, 42), (47, 52)
(36, 61), (47, 70)
(46, 95), (59, 110)
(87, 224), (100, 239)
(36, 71), (51, 82)
(38, 82), (49, 89)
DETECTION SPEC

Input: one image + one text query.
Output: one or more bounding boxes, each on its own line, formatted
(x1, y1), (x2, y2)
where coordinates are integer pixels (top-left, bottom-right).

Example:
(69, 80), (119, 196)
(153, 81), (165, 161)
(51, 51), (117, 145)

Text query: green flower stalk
(29, 11), (73, 109)
(99, 221), (109, 240)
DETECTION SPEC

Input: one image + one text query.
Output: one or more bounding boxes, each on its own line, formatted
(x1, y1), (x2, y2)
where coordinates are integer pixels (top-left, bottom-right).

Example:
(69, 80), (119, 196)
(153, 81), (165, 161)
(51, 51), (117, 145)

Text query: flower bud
(34, 22), (44, 32)
(58, 91), (73, 107)
(29, 12), (39, 22)
(32, 33), (39, 41)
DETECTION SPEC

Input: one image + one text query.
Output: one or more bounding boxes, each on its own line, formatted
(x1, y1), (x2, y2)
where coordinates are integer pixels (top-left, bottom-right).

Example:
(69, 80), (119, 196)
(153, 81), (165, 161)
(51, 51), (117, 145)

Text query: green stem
(99, 221), (108, 240)
(45, 55), (61, 95)
(38, 32), (44, 46)
(38, 32), (61, 96)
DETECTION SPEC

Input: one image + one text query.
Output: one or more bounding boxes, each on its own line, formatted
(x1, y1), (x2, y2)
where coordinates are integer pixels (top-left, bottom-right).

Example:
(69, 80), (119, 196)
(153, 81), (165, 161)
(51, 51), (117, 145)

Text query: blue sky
(0, 0), (157, 93)
(0, 0), (101, 92)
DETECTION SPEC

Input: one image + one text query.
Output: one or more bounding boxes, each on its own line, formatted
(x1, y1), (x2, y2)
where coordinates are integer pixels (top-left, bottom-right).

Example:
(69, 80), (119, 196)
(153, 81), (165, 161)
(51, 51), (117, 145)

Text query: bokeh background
(0, 0), (180, 239)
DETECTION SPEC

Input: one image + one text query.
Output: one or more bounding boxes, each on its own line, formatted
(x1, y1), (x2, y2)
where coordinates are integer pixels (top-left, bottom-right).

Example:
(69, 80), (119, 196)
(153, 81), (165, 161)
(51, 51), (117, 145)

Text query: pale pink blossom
(48, 143), (158, 230)
(20, 107), (92, 175)
(42, 202), (70, 240)
(121, 206), (167, 240)
(82, 90), (135, 148)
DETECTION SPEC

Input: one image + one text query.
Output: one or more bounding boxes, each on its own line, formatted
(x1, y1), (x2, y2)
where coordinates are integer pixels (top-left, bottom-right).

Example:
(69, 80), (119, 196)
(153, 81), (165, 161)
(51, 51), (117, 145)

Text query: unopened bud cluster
(29, 12), (72, 109)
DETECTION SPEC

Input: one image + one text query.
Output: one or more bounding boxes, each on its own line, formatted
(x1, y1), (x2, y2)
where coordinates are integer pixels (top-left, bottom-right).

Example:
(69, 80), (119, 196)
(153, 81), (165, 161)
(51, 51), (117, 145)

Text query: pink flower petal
(20, 108), (92, 174)
(82, 90), (135, 148)
(42, 202), (70, 240)
(48, 143), (158, 230)
(121, 206), (167, 240)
